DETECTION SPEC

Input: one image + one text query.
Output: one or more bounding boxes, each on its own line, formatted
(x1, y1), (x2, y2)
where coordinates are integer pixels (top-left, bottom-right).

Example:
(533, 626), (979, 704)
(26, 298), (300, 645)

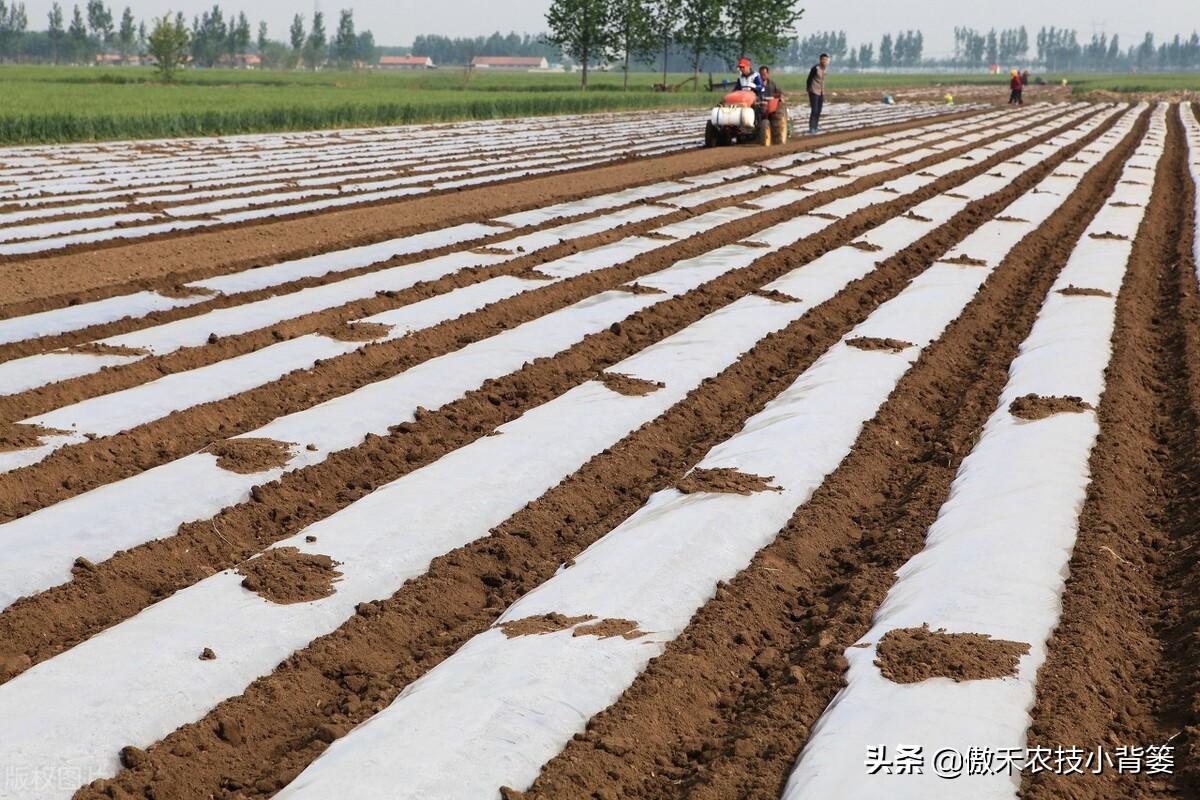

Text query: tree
(544, 0), (611, 90)
(256, 19), (266, 52)
(228, 11), (250, 57)
(678, 0), (720, 81)
(68, 3), (87, 61)
(721, 1), (803, 67)
(190, 5), (226, 67)
(644, 0), (680, 87)
(332, 8), (355, 67)
(85, 0), (111, 47)
(0, 1), (29, 61)
(146, 10), (189, 80)
(879, 32), (892, 68)
(288, 13), (303, 66)
(608, 0), (651, 89)
(858, 42), (872, 68)
(355, 29), (375, 65)
(304, 9), (325, 68)
(47, 2), (63, 62)
(116, 5), (133, 59)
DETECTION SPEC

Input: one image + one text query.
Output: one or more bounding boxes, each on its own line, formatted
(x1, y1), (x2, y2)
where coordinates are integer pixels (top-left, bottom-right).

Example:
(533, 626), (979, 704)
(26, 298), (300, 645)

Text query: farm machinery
(705, 88), (789, 147)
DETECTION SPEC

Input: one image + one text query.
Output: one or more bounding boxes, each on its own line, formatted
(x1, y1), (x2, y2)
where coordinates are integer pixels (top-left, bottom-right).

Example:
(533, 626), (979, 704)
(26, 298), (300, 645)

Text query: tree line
(0, 0), (377, 72)
(543, 0), (804, 89)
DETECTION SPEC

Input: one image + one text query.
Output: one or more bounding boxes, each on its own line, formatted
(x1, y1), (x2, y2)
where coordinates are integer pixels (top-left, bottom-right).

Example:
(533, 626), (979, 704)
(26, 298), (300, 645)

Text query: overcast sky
(23, 0), (1196, 55)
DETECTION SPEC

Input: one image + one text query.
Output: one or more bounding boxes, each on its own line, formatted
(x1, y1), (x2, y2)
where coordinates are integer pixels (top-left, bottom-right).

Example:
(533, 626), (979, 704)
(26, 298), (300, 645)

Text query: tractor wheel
(704, 121), (719, 148)
(771, 113), (788, 145)
(756, 119), (772, 146)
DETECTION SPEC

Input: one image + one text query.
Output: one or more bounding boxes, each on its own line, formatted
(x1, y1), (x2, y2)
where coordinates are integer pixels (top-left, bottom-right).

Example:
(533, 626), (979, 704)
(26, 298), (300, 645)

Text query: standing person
(1009, 69), (1024, 105)
(806, 53), (830, 134)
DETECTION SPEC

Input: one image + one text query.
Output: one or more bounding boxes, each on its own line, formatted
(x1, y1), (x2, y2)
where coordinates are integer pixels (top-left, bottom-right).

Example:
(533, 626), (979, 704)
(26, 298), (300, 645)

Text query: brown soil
(1058, 285), (1114, 297)
(317, 321), (391, 342)
(497, 613), (595, 638)
(237, 547), (341, 604)
(1008, 393), (1093, 420)
(846, 336), (914, 352)
(203, 437), (293, 473)
(596, 372), (664, 397)
(874, 625), (1029, 683)
(677, 467), (780, 495)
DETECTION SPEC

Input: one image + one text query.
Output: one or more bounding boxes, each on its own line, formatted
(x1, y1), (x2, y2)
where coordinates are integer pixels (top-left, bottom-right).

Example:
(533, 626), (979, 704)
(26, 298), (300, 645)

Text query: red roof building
(379, 55), (436, 69)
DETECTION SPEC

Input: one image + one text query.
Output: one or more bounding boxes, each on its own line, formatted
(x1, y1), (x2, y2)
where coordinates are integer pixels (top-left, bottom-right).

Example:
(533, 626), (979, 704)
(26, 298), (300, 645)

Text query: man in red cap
(734, 57), (762, 94)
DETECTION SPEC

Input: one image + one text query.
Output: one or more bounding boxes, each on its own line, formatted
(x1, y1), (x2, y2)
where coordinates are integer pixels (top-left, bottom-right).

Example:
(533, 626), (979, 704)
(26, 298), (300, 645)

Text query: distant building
(379, 55), (436, 69)
(94, 53), (141, 66)
(217, 53), (261, 69)
(470, 56), (550, 71)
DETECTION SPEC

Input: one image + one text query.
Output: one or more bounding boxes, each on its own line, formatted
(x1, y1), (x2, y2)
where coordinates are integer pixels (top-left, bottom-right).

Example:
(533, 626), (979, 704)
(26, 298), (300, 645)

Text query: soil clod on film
(203, 437), (293, 473)
(573, 619), (649, 640)
(1009, 394), (1094, 420)
(64, 341), (148, 357)
(318, 321), (392, 342)
(1088, 231), (1129, 241)
(940, 254), (989, 267)
(995, 215), (1030, 223)
(497, 613), (596, 639)
(238, 547), (342, 604)
(0, 422), (68, 452)
(752, 288), (801, 303)
(875, 625), (1030, 683)
(739, 240), (771, 248)
(1057, 285), (1113, 298)
(848, 240), (883, 251)
(615, 282), (666, 295)
(596, 372), (664, 397)
(677, 467), (780, 495)
(846, 336), (915, 353)
(199, 648), (217, 661)
(903, 212), (933, 222)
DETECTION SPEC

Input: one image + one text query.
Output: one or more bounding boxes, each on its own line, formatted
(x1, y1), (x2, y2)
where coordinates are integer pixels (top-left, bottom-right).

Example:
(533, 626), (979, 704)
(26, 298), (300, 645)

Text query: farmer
(806, 53), (830, 133)
(1009, 69), (1024, 105)
(757, 65), (783, 100)
(734, 57), (762, 93)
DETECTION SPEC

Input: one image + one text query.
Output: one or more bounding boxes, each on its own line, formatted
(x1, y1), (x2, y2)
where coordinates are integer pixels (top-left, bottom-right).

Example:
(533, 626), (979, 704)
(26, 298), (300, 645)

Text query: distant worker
(807, 53), (830, 134)
(1009, 69), (1023, 105)
(1021, 69), (1031, 89)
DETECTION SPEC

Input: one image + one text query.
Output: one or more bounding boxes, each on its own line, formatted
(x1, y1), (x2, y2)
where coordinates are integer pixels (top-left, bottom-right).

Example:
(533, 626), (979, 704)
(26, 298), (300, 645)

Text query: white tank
(711, 105), (755, 129)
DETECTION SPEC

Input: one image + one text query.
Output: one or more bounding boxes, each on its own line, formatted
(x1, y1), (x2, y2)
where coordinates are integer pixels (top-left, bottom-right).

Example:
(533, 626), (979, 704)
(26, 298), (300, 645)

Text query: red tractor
(705, 89), (789, 147)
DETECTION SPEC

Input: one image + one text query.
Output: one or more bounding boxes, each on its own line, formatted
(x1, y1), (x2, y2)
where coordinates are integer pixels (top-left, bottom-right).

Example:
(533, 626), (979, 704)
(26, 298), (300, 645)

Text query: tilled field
(0, 100), (1196, 800)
